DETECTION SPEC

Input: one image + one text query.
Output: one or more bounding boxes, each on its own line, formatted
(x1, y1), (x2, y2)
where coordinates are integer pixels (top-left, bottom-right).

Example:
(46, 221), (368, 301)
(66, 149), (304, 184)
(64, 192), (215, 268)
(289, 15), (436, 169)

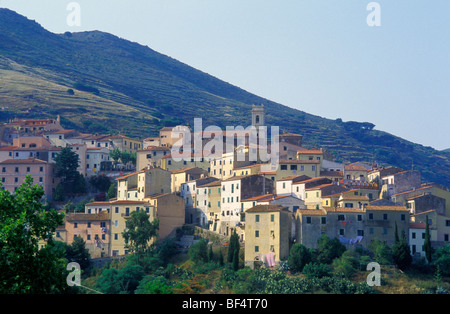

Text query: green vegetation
(122, 210), (159, 258)
(0, 176), (67, 293)
(54, 146), (86, 198)
(77, 230), (450, 294)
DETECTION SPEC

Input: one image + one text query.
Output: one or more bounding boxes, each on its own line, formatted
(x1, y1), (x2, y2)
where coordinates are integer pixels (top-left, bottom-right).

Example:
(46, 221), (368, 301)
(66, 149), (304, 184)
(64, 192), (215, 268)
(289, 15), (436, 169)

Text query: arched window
(255, 115), (260, 124)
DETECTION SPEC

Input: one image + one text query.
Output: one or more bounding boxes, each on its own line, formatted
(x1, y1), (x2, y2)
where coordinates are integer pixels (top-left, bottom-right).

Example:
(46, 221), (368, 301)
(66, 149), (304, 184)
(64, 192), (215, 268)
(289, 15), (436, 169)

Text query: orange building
(65, 211), (110, 258)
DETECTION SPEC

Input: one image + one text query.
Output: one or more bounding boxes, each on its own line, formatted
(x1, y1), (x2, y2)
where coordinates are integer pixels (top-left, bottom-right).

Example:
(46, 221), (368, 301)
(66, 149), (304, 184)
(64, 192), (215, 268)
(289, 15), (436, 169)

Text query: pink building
(0, 157), (57, 199)
(65, 211), (110, 258)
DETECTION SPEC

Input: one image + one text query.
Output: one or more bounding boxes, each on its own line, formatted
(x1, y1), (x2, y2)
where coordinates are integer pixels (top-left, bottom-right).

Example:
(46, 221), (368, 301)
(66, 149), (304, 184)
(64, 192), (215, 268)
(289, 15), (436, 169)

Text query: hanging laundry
(266, 253), (275, 267)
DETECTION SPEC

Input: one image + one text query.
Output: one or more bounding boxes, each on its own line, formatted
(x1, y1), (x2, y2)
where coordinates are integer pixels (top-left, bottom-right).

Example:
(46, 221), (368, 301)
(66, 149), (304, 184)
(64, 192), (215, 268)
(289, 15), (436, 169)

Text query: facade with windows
(0, 157), (57, 200)
(65, 211), (111, 259)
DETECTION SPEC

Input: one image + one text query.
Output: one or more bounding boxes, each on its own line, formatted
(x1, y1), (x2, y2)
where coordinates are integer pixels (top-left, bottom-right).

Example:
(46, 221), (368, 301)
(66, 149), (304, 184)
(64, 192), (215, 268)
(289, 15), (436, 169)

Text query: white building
(86, 147), (112, 176)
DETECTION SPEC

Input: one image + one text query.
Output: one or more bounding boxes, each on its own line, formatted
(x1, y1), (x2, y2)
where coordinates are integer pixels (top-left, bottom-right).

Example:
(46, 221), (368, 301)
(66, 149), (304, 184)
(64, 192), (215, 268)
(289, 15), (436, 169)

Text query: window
(255, 230), (259, 237)
(74, 223), (78, 229)
(306, 217), (312, 224)
(357, 230), (364, 236)
(290, 165), (297, 171)
(338, 214), (345, 221)
(339, 229), (345, 235)
(368, 213), (374, 220)
(401, 214), (406, 221)
(15, 167), (19, 173)
(270, 214), (274, 222)
(1, 167), (5, 173)
(412, 232), (416, 239)
(383, 213), (388, 220)
(357, 214), (362, 221)
(255, 215), (260, 222)
(280, 164), (287, 170)
(255, 246), (259, 253)
(321, 217), (327, 225)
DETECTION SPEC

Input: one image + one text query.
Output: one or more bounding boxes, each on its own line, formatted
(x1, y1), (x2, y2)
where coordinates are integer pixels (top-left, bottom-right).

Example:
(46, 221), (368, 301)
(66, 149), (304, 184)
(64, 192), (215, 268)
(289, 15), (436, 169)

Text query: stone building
(244, 205), (293, 269)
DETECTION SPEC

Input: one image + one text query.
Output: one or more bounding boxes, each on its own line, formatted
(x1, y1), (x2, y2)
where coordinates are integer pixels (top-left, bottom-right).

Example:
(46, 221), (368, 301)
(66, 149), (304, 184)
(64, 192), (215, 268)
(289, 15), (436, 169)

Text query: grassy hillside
(0, 8), (449, 187)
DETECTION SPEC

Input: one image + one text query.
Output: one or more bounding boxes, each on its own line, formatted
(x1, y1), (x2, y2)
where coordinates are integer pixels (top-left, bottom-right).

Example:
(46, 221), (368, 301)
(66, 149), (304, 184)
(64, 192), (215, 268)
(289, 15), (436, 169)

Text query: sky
(1, 0), (449, 150)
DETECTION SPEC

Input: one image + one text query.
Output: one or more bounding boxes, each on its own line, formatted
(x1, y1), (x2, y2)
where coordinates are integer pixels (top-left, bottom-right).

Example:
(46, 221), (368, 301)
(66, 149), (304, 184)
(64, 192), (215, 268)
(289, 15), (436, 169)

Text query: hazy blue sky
(1, 0), (449, 150)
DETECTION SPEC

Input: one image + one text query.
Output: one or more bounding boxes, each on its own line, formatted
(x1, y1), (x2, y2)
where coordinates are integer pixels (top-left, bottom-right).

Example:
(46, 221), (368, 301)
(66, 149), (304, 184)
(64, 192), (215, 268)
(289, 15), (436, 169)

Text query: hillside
(0, 8), (449, 187)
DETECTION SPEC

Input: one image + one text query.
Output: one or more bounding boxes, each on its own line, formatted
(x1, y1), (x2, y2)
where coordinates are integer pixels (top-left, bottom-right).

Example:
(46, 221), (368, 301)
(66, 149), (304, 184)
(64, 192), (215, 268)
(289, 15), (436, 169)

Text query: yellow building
(259, 160), (321, 182)
(232, 163), (263, 177)
(145, 193), (185, 241)
(244, 205), (293, 269)
(116, 167), (171, 201)
(196, 180), (222, 233)
(109, 200), (154, 256)
(136, 146), (170, 171)
(108, 134), (143, 153)
(304, 183), (348, 209)
(337, 194), (370, 209)
(170, 167), (209, 193)
(343, 162), (370, 181)
(160, 152), (213, 173)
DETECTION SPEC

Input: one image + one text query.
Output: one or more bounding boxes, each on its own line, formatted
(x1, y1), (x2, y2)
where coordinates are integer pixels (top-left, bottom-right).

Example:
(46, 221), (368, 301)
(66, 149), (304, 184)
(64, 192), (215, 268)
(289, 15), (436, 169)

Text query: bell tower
(251, 104), (265, 128)
(251, 104), (265, 147)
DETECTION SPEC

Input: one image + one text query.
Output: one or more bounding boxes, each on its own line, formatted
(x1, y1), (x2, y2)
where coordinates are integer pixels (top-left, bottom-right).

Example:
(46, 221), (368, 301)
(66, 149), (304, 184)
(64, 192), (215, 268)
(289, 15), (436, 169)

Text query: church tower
(251, 104), (265, 146)
(251, 104), (265, 128)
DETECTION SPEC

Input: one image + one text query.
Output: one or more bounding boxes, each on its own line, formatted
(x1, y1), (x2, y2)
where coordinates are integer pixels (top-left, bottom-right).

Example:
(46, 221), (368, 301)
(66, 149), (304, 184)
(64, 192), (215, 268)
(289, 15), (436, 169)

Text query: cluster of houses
(1, 106), (450, 269)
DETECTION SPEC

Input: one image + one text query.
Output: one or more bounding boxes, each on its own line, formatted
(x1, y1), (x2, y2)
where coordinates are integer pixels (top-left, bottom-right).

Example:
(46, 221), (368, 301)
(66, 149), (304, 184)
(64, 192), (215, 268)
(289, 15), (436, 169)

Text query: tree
(89, 174), (112, 193)
(207, 243), (214, 262)
(424, 215), (433, 264)
(120, 150), (132, 166)
(109, 148), (122, 167)
(392, 231), (412, 270)
(53, 183), (66, 202)
(106, 182), (117, 200)
(0, 176), (67, 293)
(227, 229), (240, 270)
(433, 244), (450, 276)
(394, 221), (400, 244)
(332, 250), (359, 278)
(369, 239), (393, 265)
(316, 234), (346, 264)
(66, 236), (91, 270)
(135, 275), (173, 294)
(288, 243), (312, 273)
(188, 238), (208, 263)
(122, 210), (159, 257)
(54, 146), (80, 183)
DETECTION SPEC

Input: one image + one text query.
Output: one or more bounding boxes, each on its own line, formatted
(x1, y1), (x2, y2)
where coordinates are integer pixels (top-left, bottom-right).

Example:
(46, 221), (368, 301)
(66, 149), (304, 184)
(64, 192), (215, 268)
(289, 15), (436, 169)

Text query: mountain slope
(0, 8), (449, 187)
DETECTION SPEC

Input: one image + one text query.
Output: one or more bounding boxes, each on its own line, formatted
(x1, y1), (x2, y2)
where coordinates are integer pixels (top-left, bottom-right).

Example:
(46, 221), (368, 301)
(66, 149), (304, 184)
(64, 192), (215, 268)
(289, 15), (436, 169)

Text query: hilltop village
(1, 105), (449, 269)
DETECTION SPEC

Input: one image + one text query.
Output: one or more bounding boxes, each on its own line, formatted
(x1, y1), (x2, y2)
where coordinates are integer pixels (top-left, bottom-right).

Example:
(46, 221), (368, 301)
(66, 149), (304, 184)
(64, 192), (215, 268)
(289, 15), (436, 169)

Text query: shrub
(303, 262), (332, 279)
(288, 243), (312, 273)
(135, 275), (173, 294)
(188, 239), (208, 264)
